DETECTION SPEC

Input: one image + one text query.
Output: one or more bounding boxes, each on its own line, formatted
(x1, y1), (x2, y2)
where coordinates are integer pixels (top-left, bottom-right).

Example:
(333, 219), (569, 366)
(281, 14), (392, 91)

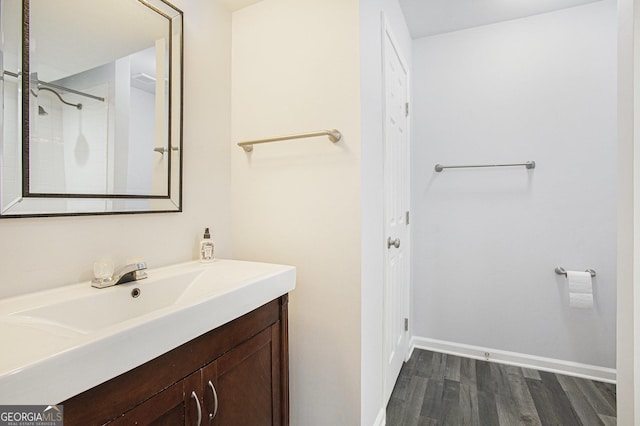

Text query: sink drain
(131, 288), (141, 298)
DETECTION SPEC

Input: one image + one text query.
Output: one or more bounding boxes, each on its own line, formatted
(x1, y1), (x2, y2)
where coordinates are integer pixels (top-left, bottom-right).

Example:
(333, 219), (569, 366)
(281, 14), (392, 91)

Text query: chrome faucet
(91, 262), (148, 289)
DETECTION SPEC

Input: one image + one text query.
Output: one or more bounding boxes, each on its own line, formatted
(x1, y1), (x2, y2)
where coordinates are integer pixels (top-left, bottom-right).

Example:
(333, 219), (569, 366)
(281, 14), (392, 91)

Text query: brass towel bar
(237, 129), (342, 152)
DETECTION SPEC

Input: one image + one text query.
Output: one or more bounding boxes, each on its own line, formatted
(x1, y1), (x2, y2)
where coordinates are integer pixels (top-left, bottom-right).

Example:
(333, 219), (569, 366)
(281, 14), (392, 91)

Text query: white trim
(411, 336), (616, 384)
(406, 341), (415, 362)
(618, 0), (638, 421)
(372, 408), (386, 426)
(631, 0), (640, 419)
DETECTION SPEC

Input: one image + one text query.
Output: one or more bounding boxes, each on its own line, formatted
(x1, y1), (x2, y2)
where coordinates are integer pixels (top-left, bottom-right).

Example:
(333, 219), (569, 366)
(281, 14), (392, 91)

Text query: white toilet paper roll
(567, 271), (593, 309)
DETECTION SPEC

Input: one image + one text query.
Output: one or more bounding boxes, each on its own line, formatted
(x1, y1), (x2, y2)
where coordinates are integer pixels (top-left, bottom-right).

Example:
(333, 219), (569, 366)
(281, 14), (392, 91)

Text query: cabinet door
(108, 371), (205, 426)
(201, 361), (219, 425)
(184, 370), (204, 426)
(207, 325), (282, 425)
(109, 380), (185, 426)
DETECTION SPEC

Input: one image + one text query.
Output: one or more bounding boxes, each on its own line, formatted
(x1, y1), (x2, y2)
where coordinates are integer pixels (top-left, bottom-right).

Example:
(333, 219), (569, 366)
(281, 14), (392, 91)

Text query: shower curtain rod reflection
(2, 70), (105, 102)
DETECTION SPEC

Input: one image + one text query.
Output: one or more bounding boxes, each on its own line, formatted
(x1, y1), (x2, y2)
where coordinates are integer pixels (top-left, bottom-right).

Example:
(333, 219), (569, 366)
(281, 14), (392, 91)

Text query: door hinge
(406, 211), (410, 225)
(405, 102), (409, 117)
(404, 318), (409, 332)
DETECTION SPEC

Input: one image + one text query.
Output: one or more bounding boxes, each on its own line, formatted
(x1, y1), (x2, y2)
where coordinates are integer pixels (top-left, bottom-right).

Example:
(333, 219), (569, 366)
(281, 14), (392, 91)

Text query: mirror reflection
(0, 0), (183, 217)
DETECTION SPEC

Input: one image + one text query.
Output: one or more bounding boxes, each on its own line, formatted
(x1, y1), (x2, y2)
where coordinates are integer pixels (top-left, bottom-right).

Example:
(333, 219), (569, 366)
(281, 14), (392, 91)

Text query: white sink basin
(11, 271), (203, 333)
(0, 259), (295, 404)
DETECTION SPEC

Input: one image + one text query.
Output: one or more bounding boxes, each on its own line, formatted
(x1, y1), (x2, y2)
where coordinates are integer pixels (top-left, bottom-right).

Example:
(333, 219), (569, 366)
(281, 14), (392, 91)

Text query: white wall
(0, 0), (232, 299)
(359, 1), (412, 424)
(411, 1), (618, 369)
(0, 2), (22, 211)
(1, 79), (21, 208)
(56, 65), (112, 196)
(128, 87), (155, 194)
(230, 1), (362, 424)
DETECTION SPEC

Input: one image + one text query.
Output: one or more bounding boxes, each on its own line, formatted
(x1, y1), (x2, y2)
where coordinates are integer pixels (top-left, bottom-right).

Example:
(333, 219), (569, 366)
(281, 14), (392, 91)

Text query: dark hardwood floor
(386, 349), (616, 426)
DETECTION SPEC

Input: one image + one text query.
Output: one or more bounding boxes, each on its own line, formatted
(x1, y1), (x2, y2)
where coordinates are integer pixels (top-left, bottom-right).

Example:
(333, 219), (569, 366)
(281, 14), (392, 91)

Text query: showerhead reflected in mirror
(0, 0), (183, 217)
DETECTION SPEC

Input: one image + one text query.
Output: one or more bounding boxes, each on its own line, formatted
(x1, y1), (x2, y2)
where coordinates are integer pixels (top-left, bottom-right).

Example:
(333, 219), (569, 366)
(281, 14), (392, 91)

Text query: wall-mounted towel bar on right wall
(434, 161), (536, 172)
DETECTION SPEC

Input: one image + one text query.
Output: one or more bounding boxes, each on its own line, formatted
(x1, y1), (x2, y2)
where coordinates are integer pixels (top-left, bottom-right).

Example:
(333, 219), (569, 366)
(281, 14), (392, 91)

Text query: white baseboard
(411, 336), (616, 384)
(372, 408), (385, 426)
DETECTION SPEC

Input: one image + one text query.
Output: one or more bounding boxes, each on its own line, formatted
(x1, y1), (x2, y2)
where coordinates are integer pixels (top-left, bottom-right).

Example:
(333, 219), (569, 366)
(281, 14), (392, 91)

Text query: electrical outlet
(484, 352), (490, 360)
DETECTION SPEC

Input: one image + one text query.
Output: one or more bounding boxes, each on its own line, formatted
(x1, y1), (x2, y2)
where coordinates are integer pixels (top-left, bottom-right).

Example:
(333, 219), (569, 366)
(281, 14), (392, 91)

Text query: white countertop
(0, 259), (295, 404)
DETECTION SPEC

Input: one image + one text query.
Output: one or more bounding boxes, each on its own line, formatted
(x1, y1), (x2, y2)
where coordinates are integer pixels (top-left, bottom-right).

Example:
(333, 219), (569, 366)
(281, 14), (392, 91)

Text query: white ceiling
(398, 0), (601, 39)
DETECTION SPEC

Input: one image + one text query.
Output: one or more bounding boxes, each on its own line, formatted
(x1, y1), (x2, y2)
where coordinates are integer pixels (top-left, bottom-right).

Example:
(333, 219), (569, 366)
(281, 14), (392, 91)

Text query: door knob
(387, 237), (400, 249)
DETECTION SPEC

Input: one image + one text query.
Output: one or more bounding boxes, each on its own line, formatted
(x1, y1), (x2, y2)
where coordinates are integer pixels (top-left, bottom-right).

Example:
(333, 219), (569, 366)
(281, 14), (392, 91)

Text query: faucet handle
(93, 259), (114, 280)
(92, 260), (115, 288)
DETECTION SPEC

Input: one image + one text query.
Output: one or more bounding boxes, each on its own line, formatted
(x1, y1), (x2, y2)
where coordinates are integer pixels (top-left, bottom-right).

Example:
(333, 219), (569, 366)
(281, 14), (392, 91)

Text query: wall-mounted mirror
(0, 0), (183, 217)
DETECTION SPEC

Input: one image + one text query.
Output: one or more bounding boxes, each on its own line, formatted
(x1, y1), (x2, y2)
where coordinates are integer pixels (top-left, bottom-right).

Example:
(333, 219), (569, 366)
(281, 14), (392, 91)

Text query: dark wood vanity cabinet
(62, 295), (289, 426)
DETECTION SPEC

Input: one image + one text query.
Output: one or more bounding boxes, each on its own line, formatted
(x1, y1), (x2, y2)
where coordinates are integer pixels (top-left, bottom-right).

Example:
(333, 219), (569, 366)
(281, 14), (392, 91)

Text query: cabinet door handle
(208, 380), (219, 420)
(191, 391), (202, 426)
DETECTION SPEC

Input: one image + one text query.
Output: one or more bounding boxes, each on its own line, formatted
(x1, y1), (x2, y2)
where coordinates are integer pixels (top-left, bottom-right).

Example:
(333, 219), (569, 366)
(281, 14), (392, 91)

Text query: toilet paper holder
(555, 266), (596, 278)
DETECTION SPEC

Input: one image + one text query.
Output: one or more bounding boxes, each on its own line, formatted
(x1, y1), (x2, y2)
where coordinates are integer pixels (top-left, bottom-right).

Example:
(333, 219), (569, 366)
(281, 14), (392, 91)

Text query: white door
(383, 19), (410, 404)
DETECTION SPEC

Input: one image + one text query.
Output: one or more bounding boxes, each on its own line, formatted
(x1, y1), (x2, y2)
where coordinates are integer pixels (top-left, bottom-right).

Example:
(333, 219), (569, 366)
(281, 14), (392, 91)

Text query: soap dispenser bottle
(200, 228), (214, 263)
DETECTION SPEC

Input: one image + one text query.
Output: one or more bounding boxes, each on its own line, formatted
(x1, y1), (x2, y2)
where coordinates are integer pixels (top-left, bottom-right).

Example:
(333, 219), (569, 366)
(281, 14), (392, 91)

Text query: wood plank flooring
(386, 349), (616, 426)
